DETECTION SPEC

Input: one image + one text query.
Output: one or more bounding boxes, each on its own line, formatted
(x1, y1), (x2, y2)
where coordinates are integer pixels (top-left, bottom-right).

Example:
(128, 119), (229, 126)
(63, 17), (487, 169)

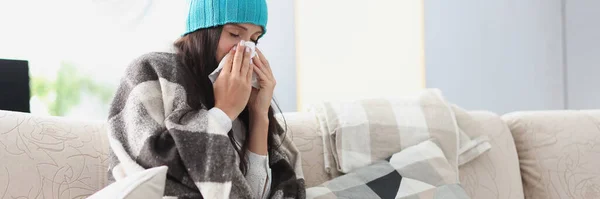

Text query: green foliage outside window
(30, 61), (113, 116)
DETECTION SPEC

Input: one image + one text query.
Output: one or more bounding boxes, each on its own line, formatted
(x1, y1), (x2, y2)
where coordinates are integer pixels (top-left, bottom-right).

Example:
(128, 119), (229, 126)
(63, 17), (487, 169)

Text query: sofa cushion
(306, 140), (469, 199)
(503, 110), (600, 199)
(306, 89), (490, 175)
(0, 111), (109, 198)
(88, 166), (167, 199)
(456, 111), (524, 199)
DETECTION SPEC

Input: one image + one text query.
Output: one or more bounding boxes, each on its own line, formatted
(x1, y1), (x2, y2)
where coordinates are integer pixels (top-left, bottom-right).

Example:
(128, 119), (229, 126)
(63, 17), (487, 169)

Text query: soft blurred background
(0, 0), (598, 120)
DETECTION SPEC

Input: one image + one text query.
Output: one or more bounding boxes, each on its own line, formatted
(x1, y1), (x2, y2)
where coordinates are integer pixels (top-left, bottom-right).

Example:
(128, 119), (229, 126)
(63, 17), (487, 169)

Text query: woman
(106, 0), (306, 198)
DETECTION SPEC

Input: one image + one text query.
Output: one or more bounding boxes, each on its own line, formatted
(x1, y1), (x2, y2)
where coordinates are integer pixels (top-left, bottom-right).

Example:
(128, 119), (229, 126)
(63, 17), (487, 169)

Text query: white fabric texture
(209, 41), (260, 88)
(208, 107), (233, 132)
(89, 166), (167, 199)
(246, 151), (273, 199)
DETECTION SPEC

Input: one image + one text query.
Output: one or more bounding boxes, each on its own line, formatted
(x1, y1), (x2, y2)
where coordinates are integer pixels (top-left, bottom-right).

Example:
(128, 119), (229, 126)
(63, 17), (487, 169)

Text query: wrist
(250, 113), (269, 132)
(248, 113), (269, 154)
(215, 105), (237, 121)
(250, 112), (269, 122)
(250, 116), (269, 128)
(249, 107), (269, 116)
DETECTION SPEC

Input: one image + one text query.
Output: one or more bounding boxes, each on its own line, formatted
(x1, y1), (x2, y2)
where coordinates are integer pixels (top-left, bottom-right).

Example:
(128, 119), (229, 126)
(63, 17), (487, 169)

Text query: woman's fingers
(253, 49), (266, 67)
(253, 64), (269, 82)
(252, 56), (263, 68)
(221, 47), (236, 74)
(232, 40), (246, 75)
(241, 45), (252, 81)
(256, 48), (270, 66)
(248, 63), (256, 81)
(255, 48), (273, 74)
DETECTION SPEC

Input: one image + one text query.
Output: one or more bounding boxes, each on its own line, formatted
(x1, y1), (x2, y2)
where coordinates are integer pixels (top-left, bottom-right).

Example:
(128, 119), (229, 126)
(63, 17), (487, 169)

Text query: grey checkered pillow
(306, 140), (470, 199)
(308, 89), (491, 175)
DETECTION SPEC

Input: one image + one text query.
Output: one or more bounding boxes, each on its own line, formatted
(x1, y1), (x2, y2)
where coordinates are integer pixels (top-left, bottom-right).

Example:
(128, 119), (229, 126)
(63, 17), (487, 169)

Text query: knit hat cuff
(184, 0), (268, 37)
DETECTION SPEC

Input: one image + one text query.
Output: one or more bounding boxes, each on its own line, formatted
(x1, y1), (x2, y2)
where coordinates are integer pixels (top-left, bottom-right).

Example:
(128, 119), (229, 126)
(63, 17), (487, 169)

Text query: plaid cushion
(306, 140), (470, 199)
(307, 89), (491, 174)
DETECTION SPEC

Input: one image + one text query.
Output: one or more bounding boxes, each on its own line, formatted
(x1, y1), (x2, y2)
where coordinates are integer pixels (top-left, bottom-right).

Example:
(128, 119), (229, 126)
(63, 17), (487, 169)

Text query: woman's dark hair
(173, 26), (286, 174)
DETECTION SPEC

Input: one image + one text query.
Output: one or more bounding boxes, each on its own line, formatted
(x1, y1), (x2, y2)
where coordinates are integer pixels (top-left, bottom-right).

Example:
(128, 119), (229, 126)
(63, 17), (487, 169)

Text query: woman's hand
(214, 41), (254, 120)
(247, 48), (274, 155)
(248, 48), (276, 116)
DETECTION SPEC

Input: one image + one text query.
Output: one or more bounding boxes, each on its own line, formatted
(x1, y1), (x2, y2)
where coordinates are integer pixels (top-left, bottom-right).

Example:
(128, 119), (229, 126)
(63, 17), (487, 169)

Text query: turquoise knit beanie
(184, 0), (268, 36)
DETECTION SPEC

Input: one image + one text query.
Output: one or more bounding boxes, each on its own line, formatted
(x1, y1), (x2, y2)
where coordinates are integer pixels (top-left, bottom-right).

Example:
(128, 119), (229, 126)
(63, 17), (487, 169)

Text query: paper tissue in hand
(209, 41), (260, 89)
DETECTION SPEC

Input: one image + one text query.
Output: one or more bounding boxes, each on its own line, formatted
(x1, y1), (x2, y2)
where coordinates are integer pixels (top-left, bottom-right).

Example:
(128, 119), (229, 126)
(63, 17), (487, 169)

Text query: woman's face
(216, 23), (263, 62)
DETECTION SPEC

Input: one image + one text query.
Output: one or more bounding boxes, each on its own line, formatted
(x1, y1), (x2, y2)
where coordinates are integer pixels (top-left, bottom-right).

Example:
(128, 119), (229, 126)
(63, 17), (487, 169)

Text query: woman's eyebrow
(231, 24), (263, 35)
(231, 24), (248, 31)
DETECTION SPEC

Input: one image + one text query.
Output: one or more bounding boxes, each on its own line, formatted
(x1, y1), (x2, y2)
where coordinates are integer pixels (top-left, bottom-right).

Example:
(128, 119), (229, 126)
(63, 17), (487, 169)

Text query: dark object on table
(0, 58), (30, 113)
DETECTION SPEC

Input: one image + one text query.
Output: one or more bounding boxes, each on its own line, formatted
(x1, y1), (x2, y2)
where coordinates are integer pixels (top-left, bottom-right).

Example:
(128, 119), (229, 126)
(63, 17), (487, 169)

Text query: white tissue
(209, 41), (260, 89)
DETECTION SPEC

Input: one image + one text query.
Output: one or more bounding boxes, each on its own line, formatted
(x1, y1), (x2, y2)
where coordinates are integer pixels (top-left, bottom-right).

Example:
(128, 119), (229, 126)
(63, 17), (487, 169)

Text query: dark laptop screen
(0, 59), (30, 113)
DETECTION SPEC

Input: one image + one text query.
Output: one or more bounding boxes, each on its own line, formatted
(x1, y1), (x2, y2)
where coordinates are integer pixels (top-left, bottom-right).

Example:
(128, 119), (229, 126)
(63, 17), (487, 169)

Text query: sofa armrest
(503, 110), (600, 199)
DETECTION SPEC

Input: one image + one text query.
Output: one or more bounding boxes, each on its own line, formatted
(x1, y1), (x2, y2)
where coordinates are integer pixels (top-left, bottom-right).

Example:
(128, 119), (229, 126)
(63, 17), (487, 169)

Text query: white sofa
(1, 109), (599, 199)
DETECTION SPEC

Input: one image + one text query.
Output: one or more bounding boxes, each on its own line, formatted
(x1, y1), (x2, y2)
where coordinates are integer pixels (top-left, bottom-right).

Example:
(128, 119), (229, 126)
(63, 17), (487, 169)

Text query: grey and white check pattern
(307, 89), (491, 175)
(107, 52), (305, 199)
(306, 140), (470, 199)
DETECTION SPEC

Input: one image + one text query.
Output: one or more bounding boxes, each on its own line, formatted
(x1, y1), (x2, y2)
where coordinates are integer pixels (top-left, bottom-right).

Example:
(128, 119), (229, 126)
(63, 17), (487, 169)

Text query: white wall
(565, 0), (600, 109)
(295, 0), (425, 110)
(424, 0), (566, 114)
(259, 0), (297, 112)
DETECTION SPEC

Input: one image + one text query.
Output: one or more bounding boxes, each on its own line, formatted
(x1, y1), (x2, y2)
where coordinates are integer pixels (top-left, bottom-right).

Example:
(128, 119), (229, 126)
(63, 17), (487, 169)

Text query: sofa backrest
(0, 110), (108, 198)
(8, 109), (597, 199)
(503, 110), (600, 199)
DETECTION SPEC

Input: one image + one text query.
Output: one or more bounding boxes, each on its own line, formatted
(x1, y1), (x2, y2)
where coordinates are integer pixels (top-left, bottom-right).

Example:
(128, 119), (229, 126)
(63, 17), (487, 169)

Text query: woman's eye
(229, 33), (240, 37)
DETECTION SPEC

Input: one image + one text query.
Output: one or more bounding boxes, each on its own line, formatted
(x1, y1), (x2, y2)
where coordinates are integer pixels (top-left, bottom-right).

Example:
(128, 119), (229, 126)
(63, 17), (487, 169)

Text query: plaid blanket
(107, 52), (305, 198)
(306, 140), (470, 199)
(308, 89), (491, 175)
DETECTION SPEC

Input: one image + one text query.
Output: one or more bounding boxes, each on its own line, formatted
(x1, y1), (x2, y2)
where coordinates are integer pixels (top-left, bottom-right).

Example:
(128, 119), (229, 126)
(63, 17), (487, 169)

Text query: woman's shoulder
(122, 52), (184, 83)
(136, 51), (177, 62)
(126, 52), (178, 73)
(111, 52), (191, 117)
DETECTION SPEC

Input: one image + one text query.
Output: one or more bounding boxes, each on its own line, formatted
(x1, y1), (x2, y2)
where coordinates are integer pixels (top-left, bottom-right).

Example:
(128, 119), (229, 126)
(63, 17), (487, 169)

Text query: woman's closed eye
(229, 32), (259, 44)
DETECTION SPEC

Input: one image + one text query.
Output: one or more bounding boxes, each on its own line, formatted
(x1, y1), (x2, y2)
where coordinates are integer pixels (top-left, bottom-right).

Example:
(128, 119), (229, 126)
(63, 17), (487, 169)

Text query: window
(0, 0), (187, 119)
(294, 0), (426, 110)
